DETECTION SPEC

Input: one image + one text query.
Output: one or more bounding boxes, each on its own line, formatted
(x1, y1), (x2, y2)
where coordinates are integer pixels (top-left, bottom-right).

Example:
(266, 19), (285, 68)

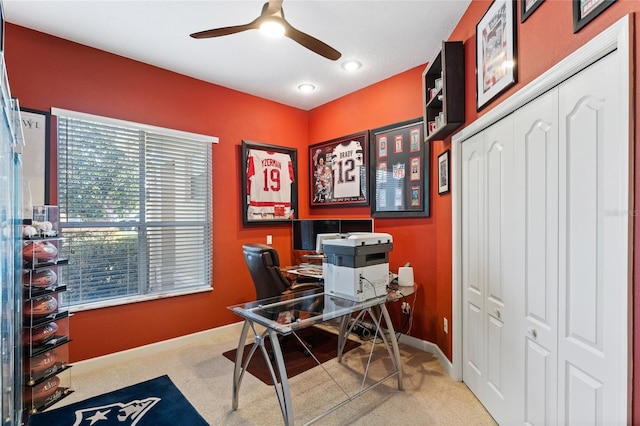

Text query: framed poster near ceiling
(573, 0), (616, 33)
(476, 0), (518, 110)
(521, 0), (544, 22)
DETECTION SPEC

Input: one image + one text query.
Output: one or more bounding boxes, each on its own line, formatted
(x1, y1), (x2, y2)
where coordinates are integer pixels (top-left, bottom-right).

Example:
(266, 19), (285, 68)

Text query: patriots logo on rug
(28, 376), (208, 426)
(73, 397), (160, 426)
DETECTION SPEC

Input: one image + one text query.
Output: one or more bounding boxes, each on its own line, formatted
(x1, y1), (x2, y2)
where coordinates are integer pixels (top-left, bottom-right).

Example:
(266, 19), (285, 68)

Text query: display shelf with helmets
(21, 206), (73, 415)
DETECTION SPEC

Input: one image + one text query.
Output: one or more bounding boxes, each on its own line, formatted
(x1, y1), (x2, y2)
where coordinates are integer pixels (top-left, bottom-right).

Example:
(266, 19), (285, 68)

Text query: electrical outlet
(443, 317), (449, 334)
(401, 302), (410, 315)
(266, 235), (272, 244)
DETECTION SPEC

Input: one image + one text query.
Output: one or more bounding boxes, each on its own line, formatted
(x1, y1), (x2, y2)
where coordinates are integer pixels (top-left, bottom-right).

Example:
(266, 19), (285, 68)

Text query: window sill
(68, 286), (213, 313)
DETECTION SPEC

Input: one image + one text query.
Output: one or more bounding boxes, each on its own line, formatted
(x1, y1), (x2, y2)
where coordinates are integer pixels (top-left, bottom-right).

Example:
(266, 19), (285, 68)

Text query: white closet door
(513, 89), (559, 425)
(557, 50), (629, 425)
(480, 118), (519, 424)
(462, 120), (518, 424)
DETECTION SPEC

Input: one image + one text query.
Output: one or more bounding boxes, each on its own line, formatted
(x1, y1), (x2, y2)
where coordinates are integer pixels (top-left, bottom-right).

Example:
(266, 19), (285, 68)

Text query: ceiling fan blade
(283, 22), (342, 61)
(190, 1), (276, 39)
(190, 20), (259, 39)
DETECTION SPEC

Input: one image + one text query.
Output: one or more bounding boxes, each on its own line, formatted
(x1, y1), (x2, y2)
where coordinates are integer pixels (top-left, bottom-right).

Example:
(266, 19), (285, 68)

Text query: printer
(322, 233), (393, 301)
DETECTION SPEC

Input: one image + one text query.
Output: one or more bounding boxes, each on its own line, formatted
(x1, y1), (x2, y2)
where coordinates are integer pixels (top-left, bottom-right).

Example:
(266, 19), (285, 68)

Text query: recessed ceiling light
(298, 83), (316, 93)
(341, 60), (362, 71)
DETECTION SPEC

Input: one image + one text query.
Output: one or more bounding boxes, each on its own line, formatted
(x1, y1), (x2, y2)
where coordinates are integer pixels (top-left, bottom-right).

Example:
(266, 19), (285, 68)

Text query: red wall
(6, 24), (310, 361)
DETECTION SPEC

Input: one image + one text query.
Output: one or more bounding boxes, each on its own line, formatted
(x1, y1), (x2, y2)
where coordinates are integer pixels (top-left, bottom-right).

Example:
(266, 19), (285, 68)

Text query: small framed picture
(378, 136), (388, 158)
(394, 135), (404, 153)
(410, 157), (421, 181)
(410, 128), (420, 152)
(438, 150), (450, 195)
(573, 0), (616, 33)
(476, 0), (518, 110)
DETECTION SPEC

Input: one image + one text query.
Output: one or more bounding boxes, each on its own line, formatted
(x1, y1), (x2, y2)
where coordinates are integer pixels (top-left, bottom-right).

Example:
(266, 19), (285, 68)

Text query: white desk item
(398, 266), (414, 286)
(322, 232), (393, 301)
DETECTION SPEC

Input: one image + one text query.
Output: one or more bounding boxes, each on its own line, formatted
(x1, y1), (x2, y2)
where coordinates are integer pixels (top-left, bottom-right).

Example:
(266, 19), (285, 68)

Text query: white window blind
(54, 109), (214, 310)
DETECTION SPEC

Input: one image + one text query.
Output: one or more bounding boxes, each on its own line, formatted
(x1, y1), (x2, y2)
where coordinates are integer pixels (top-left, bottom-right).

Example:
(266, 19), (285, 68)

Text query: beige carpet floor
(52, 325), (497, 425)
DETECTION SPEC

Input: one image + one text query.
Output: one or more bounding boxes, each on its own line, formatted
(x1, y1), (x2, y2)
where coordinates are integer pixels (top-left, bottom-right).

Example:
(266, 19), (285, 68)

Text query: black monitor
(339, 219), (373, 234)
(292, 219), (340, 251)
(291, 219), (373, 252)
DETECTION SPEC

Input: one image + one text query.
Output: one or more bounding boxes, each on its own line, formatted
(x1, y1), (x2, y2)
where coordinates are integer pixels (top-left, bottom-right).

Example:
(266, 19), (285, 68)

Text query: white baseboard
(71, 321), (245, 376)
(71, 322), (456, 381)
(398, 333), (456, 379)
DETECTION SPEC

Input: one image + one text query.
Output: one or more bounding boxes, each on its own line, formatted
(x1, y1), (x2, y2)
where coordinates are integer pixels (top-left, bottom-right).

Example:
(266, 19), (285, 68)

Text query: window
(54, 108), (215, 310)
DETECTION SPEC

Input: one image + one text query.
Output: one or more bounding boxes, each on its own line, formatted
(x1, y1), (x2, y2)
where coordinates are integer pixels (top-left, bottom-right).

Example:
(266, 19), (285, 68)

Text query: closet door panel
(514, 88), (559, 425)
(566, 99), (600, 346)
(525, 340), (553, 425)
(485, 139), (506, 401)
(566, 365), (602, 424)
(461, 132), (485, 398)
(558, 49), (628, 425)
(485, 140), (506, 306)
(480, 118), (519, 424)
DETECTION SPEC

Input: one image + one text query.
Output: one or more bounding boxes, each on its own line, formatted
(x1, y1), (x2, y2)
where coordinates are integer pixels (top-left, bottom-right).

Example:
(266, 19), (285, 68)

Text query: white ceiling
(3, 0), (470, 110)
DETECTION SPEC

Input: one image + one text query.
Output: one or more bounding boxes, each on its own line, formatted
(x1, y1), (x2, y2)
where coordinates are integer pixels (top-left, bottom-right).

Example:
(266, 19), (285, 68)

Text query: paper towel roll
(398, 266), (414, 286)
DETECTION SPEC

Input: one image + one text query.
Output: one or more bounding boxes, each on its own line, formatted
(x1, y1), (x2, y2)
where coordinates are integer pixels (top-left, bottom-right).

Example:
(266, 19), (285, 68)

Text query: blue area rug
(29, 375), (208, 426)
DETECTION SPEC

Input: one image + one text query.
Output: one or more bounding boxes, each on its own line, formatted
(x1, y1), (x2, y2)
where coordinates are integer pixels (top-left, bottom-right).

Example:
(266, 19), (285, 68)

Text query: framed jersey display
(242, 140), (298, 225)
(370, 117), (430, 218)
(309, 131), (369, 207)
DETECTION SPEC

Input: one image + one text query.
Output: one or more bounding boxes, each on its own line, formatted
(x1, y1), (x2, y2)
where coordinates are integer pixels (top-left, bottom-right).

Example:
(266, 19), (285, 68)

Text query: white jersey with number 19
(246, 149), (294, 218)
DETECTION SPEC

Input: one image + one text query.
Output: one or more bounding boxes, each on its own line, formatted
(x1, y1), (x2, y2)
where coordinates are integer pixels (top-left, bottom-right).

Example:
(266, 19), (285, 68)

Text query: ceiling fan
(190, 0), (342, 61)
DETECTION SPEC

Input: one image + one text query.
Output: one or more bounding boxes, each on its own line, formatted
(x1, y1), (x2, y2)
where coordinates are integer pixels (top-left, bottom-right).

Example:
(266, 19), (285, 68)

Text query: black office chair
(242, 243), (321, 300)
(242, 243), (323, 357)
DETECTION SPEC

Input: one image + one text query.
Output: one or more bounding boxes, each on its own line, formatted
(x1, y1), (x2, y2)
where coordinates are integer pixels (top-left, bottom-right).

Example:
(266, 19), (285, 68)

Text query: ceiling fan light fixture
(190, 0), (342, 60)
(297, 83), (316, 93)
(341, 60), (362, 71)
(260, 20), (285, 38)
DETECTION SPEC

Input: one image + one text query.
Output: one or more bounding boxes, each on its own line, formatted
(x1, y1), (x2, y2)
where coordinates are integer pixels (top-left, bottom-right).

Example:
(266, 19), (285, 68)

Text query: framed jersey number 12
(242, 140), (298, 225)
(309, 130), (369, 207)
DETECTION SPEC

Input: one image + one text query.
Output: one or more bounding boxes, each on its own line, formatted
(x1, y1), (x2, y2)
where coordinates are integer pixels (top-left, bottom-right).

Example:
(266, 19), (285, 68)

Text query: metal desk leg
(231, 320), (293, 425)
(337, 315), (350, 362)
(267, 329), (294, 426)
(232, 319), (251, 410)
(380, 304), (403, 390)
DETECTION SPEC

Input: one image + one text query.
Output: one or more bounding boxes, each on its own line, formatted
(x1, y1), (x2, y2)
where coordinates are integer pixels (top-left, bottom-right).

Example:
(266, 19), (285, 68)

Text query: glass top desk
(228, 286), (414, 425)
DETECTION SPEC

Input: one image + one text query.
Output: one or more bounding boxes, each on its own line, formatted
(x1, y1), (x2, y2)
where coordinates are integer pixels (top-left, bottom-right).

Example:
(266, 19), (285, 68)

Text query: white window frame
(53, 108), (217, 312)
